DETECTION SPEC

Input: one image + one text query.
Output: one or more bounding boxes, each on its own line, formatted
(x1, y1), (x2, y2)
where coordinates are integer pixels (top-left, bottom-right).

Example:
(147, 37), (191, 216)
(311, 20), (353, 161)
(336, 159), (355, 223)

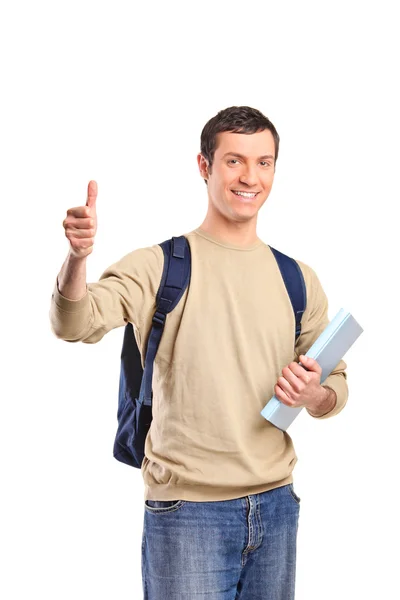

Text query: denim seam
(144, 500), (186, 514)
(288, 484), (301, 504)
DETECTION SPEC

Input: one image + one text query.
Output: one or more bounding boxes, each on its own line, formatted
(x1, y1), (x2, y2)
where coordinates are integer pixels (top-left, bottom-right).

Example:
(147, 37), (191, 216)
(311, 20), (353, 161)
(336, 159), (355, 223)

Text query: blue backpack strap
(268, 246), (307, 344)
(114, 235), (190, 468)
(139, 235), (191, 406)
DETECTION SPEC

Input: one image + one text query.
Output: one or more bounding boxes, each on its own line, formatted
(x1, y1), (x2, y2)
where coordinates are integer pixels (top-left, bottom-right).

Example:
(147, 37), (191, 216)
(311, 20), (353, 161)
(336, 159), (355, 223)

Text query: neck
(198, 215), (260, 248)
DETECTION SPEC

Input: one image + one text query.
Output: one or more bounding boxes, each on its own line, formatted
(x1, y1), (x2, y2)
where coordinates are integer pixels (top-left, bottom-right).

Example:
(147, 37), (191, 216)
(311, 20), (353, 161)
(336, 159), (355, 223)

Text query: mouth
(231, 190), (260, 202)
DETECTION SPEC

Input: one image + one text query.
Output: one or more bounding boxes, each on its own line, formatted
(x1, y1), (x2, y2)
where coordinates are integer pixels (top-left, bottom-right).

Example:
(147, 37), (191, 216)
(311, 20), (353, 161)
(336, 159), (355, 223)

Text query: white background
(1, 0), (398, 598)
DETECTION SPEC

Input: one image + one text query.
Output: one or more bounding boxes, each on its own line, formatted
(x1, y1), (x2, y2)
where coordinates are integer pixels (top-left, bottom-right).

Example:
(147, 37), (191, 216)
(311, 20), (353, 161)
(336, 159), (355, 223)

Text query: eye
(228, 159), (239, 164)
(260, 161), (271, 167)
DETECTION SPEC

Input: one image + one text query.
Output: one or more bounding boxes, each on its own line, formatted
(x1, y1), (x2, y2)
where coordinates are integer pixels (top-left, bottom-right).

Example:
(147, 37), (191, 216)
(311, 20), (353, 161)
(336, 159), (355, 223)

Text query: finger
(299, 355), (321, 374)
(64, 217), (94, 229)
(86, 180), (98, 208)
(287, 362), (311, 384)
(278, 376), (294, 395)
(67, 206), (92, 218)
(275, 384), (294, 405)
(280, 370), (302, 394)
(66, 226), (96, 239)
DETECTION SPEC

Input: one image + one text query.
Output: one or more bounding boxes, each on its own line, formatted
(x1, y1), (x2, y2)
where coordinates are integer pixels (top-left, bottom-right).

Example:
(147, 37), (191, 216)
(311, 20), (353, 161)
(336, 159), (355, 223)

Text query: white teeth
(233, 191), (257, 198)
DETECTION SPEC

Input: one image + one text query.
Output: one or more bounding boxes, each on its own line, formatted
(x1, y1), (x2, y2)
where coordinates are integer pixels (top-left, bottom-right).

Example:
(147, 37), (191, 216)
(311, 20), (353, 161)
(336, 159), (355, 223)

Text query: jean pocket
(287, 483), (301, 504)
(144, 499), (186, 513)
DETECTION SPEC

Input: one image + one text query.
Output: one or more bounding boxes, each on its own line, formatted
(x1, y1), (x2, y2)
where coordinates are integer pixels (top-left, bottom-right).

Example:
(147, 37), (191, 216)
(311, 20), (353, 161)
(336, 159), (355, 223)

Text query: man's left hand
(274, 355), (328, 412)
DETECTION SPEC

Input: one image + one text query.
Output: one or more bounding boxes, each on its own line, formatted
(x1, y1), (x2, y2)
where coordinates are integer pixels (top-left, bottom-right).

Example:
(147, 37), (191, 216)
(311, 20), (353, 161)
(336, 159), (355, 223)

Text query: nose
(239, 165), (258, 187)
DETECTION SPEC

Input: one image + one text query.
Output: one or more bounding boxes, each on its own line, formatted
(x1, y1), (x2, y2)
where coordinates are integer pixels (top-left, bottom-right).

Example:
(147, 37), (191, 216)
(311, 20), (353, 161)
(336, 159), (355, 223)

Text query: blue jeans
(141, 483), (300, 599)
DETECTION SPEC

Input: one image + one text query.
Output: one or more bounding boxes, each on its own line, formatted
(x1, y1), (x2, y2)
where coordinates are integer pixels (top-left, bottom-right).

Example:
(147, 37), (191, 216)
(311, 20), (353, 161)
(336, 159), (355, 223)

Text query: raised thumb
(86, 180), (98, 209)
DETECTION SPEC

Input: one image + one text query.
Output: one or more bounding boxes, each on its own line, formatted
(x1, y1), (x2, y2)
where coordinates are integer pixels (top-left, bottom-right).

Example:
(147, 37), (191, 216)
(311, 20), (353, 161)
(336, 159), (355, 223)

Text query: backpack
(113, 235), (306, 468)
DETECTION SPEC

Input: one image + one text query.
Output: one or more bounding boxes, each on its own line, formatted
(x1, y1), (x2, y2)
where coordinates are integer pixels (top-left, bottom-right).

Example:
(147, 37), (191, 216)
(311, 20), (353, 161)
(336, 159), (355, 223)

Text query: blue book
(260, 309), (364, 430)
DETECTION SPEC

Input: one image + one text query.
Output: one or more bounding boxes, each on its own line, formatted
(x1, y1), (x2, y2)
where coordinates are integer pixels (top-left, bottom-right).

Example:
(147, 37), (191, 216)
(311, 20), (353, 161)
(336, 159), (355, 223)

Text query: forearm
(307, 386), (337, 418)
(57, 250), (88, 300)
(50, 251), (92, 341)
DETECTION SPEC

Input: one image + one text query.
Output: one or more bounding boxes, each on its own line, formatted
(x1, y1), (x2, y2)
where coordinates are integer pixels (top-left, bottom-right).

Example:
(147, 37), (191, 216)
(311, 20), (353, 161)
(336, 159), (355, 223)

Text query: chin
(229, 210), (258, 223)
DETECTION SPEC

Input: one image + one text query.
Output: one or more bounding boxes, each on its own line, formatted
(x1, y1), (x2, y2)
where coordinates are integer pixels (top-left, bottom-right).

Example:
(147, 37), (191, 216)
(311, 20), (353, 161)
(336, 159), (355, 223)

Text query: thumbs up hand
(63, 180), (98, 258)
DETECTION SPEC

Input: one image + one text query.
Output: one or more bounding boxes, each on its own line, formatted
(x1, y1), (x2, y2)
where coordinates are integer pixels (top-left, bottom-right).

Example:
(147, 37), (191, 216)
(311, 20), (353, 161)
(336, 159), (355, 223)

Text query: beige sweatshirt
(49, 227), (348, 502)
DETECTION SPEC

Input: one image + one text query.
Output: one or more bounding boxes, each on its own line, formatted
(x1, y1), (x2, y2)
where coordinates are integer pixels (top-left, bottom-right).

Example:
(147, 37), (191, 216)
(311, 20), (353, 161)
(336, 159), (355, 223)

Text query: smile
(231, 190), (259, 198)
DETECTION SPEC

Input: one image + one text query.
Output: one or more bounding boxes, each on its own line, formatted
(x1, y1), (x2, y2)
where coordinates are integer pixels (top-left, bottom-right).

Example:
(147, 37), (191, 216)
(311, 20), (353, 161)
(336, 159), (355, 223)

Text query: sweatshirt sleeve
(293, 260), (349, 420)
(49, 244), (164, 344)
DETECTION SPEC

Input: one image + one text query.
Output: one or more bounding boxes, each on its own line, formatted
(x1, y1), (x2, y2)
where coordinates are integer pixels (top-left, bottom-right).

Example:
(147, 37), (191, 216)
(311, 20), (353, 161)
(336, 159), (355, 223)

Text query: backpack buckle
(152, 311), (166, 327)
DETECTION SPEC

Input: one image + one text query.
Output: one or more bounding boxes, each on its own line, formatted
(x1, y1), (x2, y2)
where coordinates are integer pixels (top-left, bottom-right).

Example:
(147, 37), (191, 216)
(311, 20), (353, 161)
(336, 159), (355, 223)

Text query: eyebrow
(222, 152), (275, 161)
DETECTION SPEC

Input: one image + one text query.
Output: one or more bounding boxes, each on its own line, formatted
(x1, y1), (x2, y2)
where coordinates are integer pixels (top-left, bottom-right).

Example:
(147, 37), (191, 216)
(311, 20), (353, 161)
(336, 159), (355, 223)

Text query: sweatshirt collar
(192, 227), (264, 251)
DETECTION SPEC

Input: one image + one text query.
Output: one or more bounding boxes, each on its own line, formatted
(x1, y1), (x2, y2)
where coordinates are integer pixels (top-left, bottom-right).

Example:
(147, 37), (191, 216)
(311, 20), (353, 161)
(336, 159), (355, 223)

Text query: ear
(197, 153), (209, 181)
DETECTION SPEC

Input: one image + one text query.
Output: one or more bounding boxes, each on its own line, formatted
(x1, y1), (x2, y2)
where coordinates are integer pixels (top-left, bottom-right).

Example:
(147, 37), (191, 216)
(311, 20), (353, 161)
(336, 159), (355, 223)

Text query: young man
(50, 106), (348, 599)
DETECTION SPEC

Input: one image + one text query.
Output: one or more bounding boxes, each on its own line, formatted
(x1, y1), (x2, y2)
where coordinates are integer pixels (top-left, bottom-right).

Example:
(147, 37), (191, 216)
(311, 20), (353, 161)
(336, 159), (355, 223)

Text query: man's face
(198, 129), (276, 224)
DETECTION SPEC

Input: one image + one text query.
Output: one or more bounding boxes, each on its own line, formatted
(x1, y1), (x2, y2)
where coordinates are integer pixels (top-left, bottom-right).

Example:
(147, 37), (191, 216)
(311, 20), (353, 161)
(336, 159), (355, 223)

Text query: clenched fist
(63, 180), (98, 258)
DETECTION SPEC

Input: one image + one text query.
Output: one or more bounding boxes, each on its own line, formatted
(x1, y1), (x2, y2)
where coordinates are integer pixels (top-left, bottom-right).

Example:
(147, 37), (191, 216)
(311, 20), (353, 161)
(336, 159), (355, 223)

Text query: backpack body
(113, 235), (306, 468)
